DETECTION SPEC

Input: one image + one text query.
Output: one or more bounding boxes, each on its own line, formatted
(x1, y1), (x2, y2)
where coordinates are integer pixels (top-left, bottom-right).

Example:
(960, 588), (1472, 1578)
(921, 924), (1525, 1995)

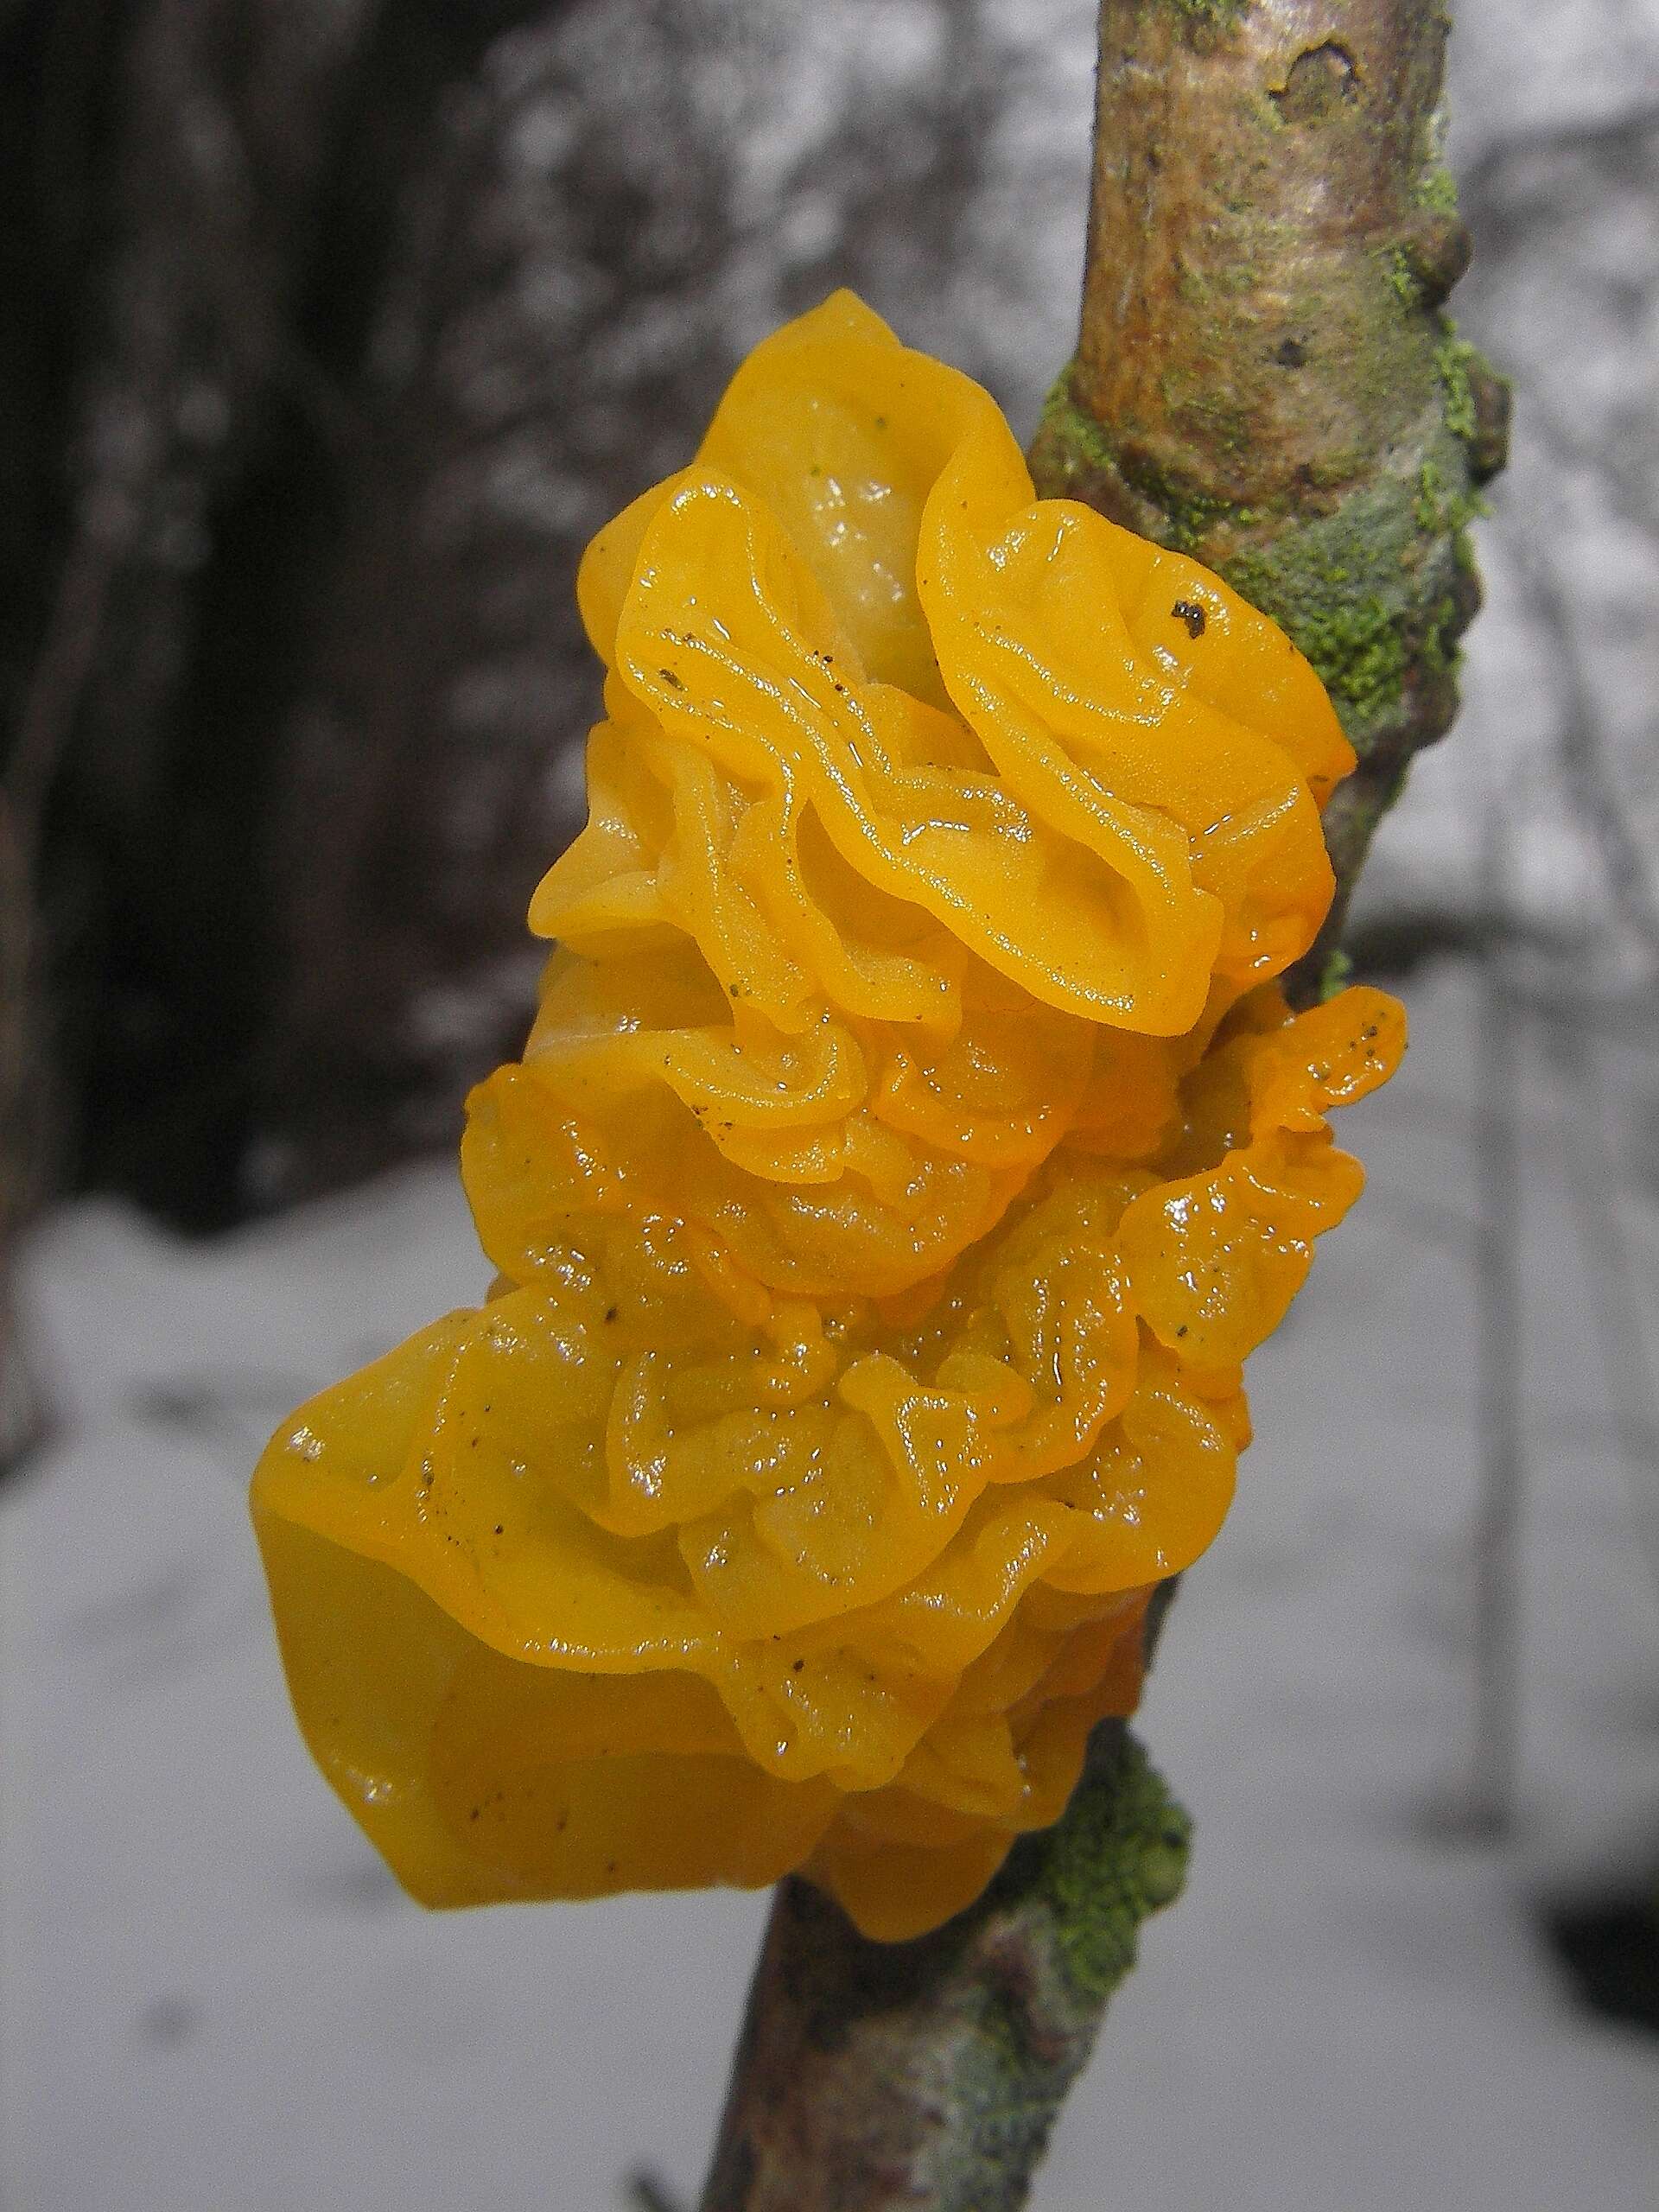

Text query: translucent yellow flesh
(251, 293), (1403, 1941)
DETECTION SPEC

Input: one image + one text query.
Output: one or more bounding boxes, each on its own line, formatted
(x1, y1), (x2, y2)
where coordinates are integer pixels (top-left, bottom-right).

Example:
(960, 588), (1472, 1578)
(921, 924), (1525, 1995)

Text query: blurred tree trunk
(2, 0), (1059, 1476)
(0, 0), (1039, 1274)
(1, 0), (564, 1243)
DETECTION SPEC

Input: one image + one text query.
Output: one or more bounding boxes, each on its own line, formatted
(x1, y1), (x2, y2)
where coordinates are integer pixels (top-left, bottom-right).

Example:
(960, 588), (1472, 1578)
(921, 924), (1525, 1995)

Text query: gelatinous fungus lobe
(251, 293), (1403, 1942)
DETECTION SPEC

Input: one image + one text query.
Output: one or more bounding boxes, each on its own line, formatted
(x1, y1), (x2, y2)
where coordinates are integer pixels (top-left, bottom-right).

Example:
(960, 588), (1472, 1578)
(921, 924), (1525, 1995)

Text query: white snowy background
(5, 2), (1659, 2208)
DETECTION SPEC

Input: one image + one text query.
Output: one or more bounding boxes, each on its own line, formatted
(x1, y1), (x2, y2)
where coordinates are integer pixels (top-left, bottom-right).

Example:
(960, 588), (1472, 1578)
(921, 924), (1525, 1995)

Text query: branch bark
(702, 1720), (1187, 2212)
(697, 6), (1510, 2209)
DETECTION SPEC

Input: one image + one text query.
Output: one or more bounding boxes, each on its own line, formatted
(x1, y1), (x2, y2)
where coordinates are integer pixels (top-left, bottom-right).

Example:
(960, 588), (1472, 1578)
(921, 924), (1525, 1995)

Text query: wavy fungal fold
(251, 293), (1404, 1942)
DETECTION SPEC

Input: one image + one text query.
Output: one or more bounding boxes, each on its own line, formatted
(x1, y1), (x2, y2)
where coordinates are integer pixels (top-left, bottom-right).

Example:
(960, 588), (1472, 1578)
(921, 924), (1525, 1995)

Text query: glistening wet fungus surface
(251, 293), (1402, 1942)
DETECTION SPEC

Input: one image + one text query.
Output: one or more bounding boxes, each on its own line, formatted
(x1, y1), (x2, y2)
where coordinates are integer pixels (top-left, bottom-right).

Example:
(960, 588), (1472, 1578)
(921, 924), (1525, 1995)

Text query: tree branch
(1031, 0), (1509, 1001)
(701, 1716), (1187, 2212)
(698, 6), (1509, 2207)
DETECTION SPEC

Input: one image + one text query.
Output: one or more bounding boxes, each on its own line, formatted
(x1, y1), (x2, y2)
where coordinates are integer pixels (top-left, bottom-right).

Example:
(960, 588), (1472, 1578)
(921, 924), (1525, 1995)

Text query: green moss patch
(1036, 1734), (1191, 2010)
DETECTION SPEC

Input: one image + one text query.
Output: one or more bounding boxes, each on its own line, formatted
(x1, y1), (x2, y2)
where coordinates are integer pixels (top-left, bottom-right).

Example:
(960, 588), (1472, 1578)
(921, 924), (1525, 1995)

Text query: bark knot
(1270, 41), (1359, 124)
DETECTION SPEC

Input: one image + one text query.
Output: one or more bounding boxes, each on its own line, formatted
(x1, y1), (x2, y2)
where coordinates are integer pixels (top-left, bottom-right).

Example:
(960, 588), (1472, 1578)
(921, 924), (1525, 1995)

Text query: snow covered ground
(3, 957), (1657, 2212)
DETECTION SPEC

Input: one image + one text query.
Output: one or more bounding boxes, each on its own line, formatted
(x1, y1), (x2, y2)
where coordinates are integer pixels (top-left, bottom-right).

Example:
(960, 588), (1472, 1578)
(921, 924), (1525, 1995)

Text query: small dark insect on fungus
(1172, 599), (1207, 639)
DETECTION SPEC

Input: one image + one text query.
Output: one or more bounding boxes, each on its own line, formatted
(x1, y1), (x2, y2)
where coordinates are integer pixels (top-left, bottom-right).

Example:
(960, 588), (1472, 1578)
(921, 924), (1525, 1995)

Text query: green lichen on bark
(1414, 455), (1487, 535)
(1384, 245), (1420, 305)
(885, 1734), (1194, 2202)
(1034, 372), (1262, 553)
(1435, 321), (1481, 442)
(1033, 370), (1487, 748)
(1026, 1732), (1191, 2008)
(1319, 945), (1357, 1001)
(1028, 1), (1511, 983)
(701, 1726), (1189, 2212)
(915, 1734), (1189, 2205)
(1415, 161), (1460, 216)
(1218, 467), (1466, 740)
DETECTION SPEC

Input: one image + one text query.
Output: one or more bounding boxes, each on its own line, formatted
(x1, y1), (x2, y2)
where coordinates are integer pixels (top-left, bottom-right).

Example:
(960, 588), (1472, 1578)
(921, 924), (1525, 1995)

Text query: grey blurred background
(0, 0), (1655, 1217)
(1, 1), (1657, 2207)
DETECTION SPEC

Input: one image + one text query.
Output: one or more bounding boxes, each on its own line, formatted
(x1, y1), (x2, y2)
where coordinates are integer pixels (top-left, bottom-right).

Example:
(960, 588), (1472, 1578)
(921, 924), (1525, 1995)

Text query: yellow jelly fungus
(251, 292), (1405, 1942)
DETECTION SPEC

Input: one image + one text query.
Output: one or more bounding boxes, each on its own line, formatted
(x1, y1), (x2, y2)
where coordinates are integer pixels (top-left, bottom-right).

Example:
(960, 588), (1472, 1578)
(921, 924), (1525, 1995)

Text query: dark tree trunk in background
(1, 0), (1051, 1257)
(9, 0), (1636, 1253)
(1, 0), (566, 1234)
